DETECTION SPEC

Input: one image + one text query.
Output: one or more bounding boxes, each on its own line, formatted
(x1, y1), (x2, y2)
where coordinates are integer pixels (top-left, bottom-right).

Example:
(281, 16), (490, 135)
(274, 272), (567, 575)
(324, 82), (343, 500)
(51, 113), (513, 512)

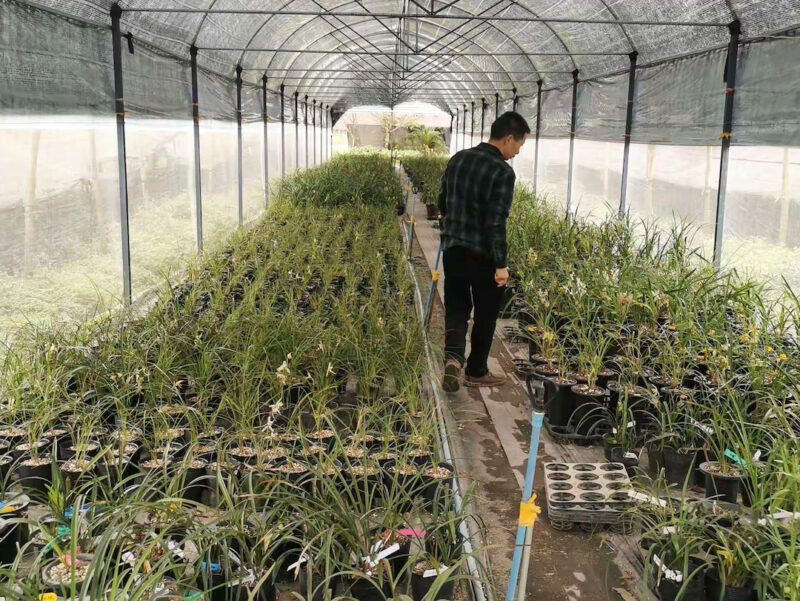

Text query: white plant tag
(626, 421), (635, 429)
(652, 554), (682, 583)
(627, 490), (667, 507)
(752, 450), (762, 461)
(423, 564), (450, 578)
(286, 556), (307, 572)
(661, 526), (676, 535)
(688, 417), (713, 435)
(166, 540), (186, 560)
(121, 551), (136, 565)
(612, 428), (618, 434)
(758, 511), (800, 525)
(362, 543), (400, 567)
(623, 452), (638, 460)
(229, 569), (256, 587)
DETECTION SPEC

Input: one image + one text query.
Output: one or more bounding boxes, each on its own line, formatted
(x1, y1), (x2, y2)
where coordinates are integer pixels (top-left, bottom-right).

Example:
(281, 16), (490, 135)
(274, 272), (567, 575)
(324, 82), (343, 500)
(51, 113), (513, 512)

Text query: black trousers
(443, 246), (504, 378)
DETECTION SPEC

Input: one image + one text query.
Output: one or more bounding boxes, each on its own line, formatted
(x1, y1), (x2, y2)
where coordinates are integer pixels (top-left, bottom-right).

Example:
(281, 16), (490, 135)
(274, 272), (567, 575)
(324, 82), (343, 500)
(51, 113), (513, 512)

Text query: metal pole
(495, 92), (499, 117)
(566, 69), (579, 215)
(470, 101), (475, 146)
(454, 109), (459, 151)
(505, 411), (545, 601)
(713, 20), (741, 269)
(462, 104), (466, 149)
(262, 74), (269, 208)
(190, 45), (203, 252)
(480, 98), (486, 142)
(449, 113), (454, 152)
(304, 94), (309, 169)
(424, 240), (443, 328)
(619, 51), (638, 217)
(533, 80), (542, 194)
(512, 87), (518, 111)
(236, 64), (243, 226)
(312, 99), (317, 166)
(294, 91), (299, 171)
(111, 3), (132, 304)
(328, 106), (332, 158)
(280, 84), (285, 178)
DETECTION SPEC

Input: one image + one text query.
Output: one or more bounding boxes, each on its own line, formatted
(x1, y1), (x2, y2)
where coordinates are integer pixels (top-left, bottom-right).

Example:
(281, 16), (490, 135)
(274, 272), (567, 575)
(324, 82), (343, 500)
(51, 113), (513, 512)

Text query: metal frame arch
(286, 29), (513, 101)
(257, 16), (522, 91)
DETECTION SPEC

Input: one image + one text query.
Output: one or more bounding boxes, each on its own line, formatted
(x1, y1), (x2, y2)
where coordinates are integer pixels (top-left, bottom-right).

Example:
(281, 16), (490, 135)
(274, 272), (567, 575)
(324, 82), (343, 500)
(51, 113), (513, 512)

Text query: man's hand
(495, 267), (509, 287)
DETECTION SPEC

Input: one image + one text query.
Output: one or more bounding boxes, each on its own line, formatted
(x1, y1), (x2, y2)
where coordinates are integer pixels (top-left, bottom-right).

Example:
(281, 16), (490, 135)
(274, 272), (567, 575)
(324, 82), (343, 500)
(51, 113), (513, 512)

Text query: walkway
(402, 172), (651, 601)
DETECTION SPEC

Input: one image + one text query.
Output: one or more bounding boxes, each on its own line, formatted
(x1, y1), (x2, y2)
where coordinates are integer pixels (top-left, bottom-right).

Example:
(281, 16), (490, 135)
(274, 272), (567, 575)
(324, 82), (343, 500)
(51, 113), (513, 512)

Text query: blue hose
(505, 411), (545, 601)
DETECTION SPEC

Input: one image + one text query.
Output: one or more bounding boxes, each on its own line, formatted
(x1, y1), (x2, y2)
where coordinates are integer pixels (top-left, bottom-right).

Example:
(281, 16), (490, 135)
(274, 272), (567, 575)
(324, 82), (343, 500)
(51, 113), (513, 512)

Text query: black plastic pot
(570, 384), (608, 436)
(419, 462), (455, 508)
(17, 457), (53, 495)
(97, 456), (137, 487)
(181, 461), (209, 503)
(411, 568), (455, 601)
(538, 376), (577, 428)
(699, 462), (742, 504)
(654, 556), (706, 600)
(343, 575), (393, 601)
(704, 569), (754, 601)
(0, 494), (28, 565)
(647, 444), (664, 475)
(663, 447), (699, 488)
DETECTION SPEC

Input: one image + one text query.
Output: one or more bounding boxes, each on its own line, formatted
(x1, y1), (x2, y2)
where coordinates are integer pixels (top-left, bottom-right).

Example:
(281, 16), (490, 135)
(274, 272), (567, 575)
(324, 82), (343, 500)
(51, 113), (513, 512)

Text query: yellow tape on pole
(518, 494), (541, 527)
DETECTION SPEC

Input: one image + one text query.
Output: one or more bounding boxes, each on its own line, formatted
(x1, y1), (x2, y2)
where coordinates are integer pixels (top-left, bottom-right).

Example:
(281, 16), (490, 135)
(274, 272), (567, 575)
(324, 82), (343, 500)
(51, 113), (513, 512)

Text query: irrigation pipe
(504, 411), (545, 601)
(402, 193), (490, 601)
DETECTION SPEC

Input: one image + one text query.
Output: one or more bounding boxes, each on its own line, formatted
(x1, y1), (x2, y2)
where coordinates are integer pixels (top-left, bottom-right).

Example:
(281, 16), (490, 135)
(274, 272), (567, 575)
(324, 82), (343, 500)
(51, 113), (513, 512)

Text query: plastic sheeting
(575, 75), (628, 143)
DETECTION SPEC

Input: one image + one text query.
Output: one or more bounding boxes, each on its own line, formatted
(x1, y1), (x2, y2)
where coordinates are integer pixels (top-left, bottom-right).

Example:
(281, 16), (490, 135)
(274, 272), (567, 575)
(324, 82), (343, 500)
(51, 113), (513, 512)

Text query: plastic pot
(699, 462), (742, 504)
(17, 457), (53, 495)
(704, 569), (754, 601)
(539, 376), (577, 428)
(570, 384), (608, 436)
(343, 575), (393, 601)
(662, 447), (699, 488)
(411, 569), (455, 601)
(419, 462), (455, 506)
(654, 556), (706, 600)
(0, 494), (29, 565)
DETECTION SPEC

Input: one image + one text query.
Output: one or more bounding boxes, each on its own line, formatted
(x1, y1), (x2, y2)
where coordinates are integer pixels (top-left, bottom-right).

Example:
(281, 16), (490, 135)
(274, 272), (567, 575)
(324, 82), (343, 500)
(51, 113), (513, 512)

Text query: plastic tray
(544, 462), (633, 528)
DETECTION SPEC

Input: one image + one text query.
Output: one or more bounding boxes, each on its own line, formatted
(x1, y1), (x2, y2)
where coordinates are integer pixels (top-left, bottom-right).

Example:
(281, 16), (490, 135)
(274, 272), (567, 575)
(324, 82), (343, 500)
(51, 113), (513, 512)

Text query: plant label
(423, 564), (450, 578)
(652, 554), (682, 582)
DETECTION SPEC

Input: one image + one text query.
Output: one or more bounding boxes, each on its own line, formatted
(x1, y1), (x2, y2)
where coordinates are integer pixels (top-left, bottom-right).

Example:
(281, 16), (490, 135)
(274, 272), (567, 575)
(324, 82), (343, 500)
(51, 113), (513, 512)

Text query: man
(437, 111), (530, 392)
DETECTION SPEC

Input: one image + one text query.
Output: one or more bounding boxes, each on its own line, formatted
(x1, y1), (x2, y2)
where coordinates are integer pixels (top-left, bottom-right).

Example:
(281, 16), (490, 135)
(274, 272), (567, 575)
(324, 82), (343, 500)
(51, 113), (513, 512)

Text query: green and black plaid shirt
(437, 142), (515, 268)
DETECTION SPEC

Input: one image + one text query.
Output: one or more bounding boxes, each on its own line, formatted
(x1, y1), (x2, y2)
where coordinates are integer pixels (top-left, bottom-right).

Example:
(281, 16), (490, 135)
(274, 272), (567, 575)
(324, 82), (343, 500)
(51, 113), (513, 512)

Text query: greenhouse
(1, 0), (800, 600)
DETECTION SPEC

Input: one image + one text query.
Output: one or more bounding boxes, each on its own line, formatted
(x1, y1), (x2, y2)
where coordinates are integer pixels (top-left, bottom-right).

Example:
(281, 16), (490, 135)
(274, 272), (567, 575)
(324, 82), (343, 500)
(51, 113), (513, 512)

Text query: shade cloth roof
(15, 0), (800, 112)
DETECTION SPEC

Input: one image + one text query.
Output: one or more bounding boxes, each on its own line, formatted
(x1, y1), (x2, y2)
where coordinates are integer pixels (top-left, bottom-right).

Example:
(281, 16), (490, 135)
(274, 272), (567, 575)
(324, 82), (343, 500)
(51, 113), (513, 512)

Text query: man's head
(489, 111), (531, 159)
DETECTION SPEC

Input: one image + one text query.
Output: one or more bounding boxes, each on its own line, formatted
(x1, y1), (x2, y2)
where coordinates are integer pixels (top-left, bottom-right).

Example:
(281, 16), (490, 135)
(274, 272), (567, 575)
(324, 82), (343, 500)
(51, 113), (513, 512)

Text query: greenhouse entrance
(1, 1), (800, 600)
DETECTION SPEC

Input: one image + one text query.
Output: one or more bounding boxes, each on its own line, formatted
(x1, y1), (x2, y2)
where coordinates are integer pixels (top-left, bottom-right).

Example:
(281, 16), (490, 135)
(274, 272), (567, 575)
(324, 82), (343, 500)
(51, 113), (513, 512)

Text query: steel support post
(111, 4), (132, 304)
(449, 112), (454, 151)
(480, 98), (486, 142)
(454, 109), (459, 151)
(470, 101), (475, 146)
(312, 99), (317, 166)
(280, 84), (285, 178)
(190, 46), (203, 252)
(262, 74), (269, 208)
(565, 69), (579, 215)
(532, 79), (543, 193)
(512, 87), (518, 111)
(713, 20), (742, 269)
(328, 106), (332, 159)
(304, 94), (309, 169)
(294, 91), (299, 171)
(495, 92), (499, 117)
(462, 104), (466, 149)
(619, 51), (638, 217)
(236, 65), (243, 225)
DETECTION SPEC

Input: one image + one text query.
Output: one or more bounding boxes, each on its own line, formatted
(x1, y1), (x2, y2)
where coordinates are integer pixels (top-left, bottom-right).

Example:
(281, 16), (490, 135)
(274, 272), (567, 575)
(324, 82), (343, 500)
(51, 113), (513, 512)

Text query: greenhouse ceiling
(14, 0), (800, 112)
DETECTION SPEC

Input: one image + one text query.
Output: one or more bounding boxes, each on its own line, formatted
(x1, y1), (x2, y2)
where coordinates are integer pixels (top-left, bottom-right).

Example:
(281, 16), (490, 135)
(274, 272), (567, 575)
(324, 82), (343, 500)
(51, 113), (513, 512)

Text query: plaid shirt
(437, 142), (515, 268)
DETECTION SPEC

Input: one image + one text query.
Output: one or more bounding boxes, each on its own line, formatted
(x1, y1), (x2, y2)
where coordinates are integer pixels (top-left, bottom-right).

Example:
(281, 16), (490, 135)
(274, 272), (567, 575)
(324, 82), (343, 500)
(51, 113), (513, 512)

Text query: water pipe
(402, 218), (490, 601)
(505, 411), (545, 601)
(423, 239), (444, 328)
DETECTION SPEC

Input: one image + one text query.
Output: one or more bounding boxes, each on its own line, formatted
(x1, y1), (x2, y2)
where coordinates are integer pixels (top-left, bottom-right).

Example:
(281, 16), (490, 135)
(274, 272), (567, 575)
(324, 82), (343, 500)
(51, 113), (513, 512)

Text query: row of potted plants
(504, 187), (799, 600)
(0, 152), (476, 600)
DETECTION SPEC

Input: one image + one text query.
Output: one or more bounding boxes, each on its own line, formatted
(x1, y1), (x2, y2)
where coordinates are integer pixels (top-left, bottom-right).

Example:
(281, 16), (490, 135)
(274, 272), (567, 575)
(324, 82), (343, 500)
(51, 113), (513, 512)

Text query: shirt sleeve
(437, 163), (448, 218)
(487, 166), (515, 268)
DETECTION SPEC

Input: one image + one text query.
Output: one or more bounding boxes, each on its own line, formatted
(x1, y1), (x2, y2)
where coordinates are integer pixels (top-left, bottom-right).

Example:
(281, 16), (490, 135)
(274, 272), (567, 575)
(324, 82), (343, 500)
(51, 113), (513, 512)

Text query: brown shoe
(464, 371), (507, 387)
(442, 359), (461, 393)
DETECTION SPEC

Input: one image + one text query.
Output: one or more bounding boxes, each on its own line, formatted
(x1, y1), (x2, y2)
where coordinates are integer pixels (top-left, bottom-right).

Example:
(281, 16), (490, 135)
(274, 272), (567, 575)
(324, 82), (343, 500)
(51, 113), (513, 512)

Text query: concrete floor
(401, 172), (650, 601)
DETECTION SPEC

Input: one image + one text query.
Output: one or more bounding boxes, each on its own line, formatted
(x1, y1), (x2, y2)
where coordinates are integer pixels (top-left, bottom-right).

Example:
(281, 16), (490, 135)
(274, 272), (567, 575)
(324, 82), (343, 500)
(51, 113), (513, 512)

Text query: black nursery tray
(544, 462), (633, 530)
(501, 325), (527, 343)
(543, 417), (607, 445)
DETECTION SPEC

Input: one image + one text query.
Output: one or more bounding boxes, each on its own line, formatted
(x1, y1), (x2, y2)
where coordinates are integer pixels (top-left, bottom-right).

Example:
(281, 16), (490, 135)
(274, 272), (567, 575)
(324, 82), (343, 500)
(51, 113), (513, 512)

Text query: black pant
(443, 246), (504, 378)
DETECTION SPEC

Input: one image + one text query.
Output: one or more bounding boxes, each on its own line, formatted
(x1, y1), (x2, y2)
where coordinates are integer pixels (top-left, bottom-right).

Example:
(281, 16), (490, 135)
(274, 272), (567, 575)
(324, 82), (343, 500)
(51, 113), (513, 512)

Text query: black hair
(490, 111), (531, 140)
